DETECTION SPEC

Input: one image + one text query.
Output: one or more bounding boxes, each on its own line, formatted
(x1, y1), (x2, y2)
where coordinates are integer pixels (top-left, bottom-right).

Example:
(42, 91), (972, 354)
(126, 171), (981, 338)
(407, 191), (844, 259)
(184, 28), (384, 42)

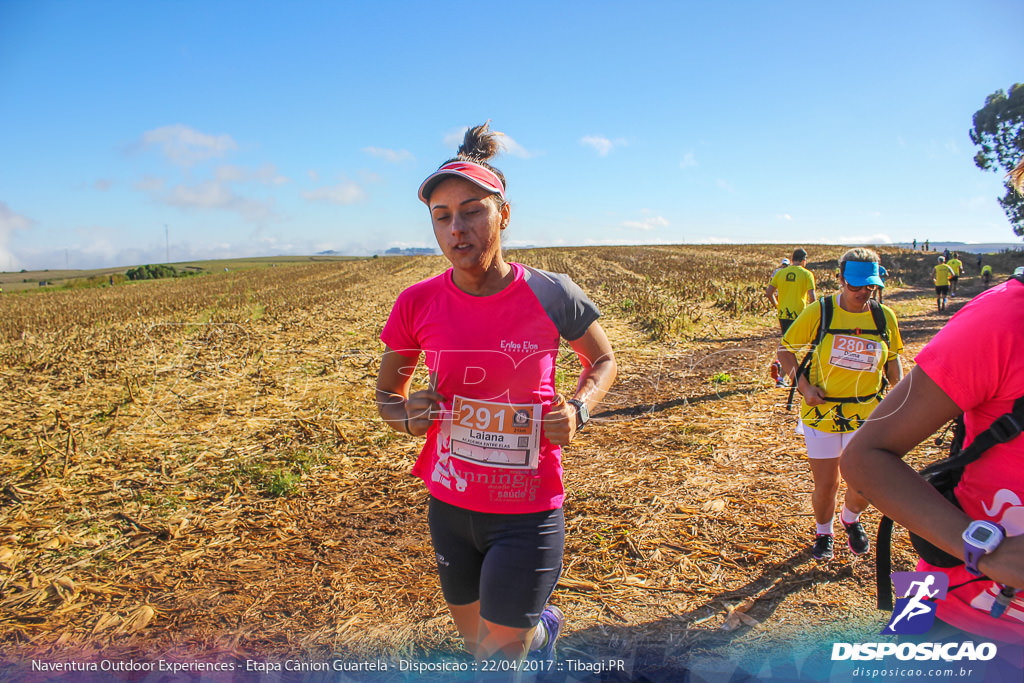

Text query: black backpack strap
(921, 396), (1024, 478)
(877, 516), (895, 610)
(787, 297), (829, 410)
(867, 299), (889, 346)
(953, 396), (1024, 462)
(818, 295), (833, 345)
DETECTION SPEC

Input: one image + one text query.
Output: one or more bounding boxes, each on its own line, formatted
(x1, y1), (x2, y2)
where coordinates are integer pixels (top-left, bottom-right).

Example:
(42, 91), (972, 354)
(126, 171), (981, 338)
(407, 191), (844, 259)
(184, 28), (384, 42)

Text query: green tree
(970, 83), (1024, 238)
(126, 263), (179, 281)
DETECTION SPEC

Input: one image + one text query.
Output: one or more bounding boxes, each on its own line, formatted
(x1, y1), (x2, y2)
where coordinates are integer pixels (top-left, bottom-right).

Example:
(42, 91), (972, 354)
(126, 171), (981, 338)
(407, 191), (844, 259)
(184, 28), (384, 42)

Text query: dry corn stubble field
(0, 245), (983, 677)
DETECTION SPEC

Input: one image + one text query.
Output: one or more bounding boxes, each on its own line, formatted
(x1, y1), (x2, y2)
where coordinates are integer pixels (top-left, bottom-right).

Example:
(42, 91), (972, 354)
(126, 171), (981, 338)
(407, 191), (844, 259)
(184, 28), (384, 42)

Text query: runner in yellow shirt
(766, 248), (816, 386)
(778, 248), (903, 561)
(767, 248), (816, 333)
(933, 256), (954, 312)
(981, 263), (994, 289)
(946, 252), (964, 297)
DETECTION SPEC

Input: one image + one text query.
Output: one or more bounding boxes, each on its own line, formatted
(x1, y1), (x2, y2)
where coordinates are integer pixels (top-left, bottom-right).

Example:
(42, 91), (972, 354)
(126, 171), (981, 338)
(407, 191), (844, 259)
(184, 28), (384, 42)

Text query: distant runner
(947, 252), (964, 297)
(778, 248), (903, 561)
(375, 122), (617, 663)
(934, 256), (954, 312)
(770, 257), (791, 280)
(981, 263), (994, 289)
(766, 248), (816, 386)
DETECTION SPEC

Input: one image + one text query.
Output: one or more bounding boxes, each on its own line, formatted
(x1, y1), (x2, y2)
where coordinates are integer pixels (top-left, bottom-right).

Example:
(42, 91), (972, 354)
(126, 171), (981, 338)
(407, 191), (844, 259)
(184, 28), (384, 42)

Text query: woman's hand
(798, 376), (827, 406)
(405, 389), (446, 436)
(979, 534), (1024, 590)
(542, 394), (576, 446)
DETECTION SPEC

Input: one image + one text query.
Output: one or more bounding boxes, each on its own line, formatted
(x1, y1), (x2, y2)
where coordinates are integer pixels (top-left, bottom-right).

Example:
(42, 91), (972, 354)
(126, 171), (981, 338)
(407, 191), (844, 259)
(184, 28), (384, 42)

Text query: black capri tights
(428, 496), (564, 629)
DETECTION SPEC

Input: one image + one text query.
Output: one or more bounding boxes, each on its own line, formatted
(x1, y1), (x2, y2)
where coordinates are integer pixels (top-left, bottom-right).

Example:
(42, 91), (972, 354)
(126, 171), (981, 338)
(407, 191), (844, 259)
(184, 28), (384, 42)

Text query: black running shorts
(427, 496), (564, 629)
(936, 285), (949, 296)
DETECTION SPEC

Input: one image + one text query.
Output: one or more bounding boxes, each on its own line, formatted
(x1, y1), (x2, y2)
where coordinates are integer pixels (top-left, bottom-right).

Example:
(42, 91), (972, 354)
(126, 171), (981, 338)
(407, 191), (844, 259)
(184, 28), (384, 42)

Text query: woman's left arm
(543, 321), (617, 446)
(842, 366), (1024, 588)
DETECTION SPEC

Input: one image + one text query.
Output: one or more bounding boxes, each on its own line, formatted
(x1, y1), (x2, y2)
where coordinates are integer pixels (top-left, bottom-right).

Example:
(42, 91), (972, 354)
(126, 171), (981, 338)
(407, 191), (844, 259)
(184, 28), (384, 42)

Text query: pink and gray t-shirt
(381, 262), (600, 514)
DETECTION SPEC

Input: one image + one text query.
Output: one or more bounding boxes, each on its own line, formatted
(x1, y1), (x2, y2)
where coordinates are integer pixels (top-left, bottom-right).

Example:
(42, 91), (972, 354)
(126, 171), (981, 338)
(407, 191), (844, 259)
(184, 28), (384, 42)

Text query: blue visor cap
(844, 260), (885, 288)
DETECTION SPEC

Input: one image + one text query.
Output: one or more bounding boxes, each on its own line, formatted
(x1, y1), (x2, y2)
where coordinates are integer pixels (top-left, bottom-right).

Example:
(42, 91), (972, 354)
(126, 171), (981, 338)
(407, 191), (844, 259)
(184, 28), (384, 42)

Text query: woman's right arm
(841, 367), (1024, 588)
(778, 341), (827, 406)
(375, 347), (445, 437)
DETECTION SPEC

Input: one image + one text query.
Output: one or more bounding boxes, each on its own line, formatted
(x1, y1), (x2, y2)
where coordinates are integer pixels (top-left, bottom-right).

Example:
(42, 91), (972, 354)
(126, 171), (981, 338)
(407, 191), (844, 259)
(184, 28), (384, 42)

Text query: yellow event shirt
(934, 264), (954, 286)
(770, 265), (815, 321)
(782, 296), (903, 433)
(947, 258), (962, 276)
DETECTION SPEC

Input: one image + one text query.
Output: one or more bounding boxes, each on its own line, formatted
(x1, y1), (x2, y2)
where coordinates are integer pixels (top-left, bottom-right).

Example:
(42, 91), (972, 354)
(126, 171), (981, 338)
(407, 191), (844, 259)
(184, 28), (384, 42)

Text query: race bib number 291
(442, 396), (542, 469)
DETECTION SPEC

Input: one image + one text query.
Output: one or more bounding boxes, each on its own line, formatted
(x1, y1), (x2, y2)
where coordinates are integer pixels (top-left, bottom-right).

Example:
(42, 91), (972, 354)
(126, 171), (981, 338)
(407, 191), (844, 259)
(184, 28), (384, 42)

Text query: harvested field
(0, 245), (1003, 680)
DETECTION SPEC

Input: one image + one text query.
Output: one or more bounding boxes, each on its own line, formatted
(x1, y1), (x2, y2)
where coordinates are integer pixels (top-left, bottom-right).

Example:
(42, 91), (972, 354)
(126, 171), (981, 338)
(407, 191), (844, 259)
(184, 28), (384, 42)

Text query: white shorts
(800, 423), (859, 460)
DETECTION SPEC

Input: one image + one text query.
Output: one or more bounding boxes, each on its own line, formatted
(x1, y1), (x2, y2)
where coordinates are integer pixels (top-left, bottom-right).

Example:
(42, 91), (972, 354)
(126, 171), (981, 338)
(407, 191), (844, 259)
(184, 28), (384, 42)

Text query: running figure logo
(882, 572), (949, 635)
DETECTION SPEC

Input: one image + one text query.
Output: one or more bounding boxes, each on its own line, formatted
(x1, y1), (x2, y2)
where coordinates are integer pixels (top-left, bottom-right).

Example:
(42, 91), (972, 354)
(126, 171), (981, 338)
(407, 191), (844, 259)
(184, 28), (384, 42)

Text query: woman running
(778, 248), (903, 560)
(375, 123), (617, 662)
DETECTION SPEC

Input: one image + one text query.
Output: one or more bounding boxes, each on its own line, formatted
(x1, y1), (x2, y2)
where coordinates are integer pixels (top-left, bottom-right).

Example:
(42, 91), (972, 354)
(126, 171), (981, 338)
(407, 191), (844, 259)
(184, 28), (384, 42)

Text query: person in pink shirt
(841, 159), (1024, 673)
(375, 122), (617, 663)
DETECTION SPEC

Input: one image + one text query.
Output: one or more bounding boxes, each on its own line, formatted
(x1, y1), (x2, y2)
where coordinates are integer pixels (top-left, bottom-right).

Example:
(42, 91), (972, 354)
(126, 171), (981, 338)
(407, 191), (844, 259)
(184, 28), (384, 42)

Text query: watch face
(970, 527), (993, 543)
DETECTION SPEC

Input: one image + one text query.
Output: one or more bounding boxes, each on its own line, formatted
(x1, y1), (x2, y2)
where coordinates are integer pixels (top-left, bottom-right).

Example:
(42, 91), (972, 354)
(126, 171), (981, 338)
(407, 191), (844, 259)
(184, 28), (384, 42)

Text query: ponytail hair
(417, 121), (509, 205)
(451, 122), (507, 200)
(457, 121), (504, 165)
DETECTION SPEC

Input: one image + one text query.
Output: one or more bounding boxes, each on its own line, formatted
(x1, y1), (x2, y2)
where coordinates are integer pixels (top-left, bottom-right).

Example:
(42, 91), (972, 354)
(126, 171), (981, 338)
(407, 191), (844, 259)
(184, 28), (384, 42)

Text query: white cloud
(776, 214), (792, 221)
(680, 152), (698, 169)
(0, 202), (35, 270)
(716, 178), (736, 193)
(165, 181), (234, 209)
(302, 181), (367, 205)
(622, 215), (669, 231)
(834, 233), (895, 245)
(160, 181), (277, 222)
(0, 202), (36, 235)
(581, 135), (626, 157)
(94, 179), (113, 191)
(496, 133), (535, 159)
(308, 170), (320, 182)
(363, 147), (415, 163)
(443, 127), (467, 149)
(140, 124), (238, 166)
(215, 163), (288, 185)
(132, 161), (286, 223)
(134, 176), (166, 192)
(686, 236), (741, 245)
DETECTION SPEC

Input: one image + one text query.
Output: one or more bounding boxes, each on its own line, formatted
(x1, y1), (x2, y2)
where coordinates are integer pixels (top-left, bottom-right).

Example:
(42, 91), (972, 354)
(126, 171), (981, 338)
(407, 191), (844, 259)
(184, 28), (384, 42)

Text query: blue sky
(1, 1), (1022, 270)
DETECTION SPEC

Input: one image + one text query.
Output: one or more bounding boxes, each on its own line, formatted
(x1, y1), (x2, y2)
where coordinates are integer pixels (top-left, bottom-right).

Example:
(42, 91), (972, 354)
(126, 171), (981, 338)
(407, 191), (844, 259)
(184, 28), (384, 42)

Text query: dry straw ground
(0, 245), (1007, 678)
